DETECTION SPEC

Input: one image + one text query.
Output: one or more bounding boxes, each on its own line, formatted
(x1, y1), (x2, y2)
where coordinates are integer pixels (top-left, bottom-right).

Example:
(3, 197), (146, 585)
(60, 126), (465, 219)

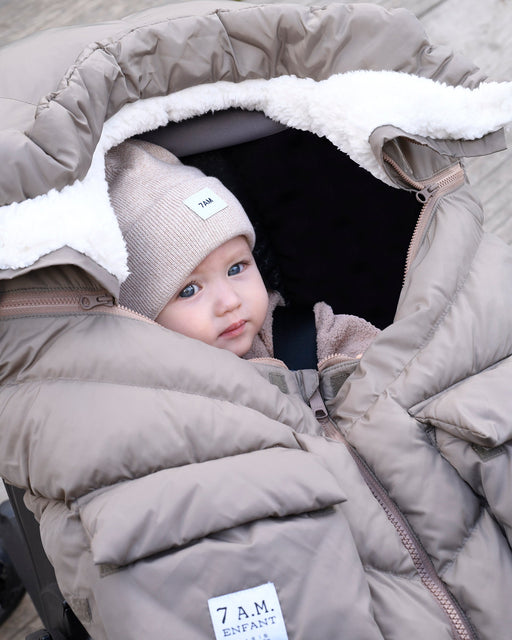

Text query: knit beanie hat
(105, 139), (256, 320)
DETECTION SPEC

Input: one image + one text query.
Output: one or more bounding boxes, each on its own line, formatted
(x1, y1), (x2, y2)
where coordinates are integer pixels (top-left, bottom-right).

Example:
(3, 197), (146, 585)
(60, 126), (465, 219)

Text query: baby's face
(156, 236), (268, 356)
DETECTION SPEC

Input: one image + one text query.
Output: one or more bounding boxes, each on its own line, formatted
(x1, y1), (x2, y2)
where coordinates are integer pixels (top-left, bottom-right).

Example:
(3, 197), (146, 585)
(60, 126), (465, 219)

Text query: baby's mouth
(219, 320), (246, 338)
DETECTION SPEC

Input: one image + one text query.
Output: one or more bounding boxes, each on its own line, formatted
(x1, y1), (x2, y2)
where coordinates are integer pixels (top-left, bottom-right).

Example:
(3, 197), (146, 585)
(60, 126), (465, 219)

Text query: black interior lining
(140, 114), (419, 328)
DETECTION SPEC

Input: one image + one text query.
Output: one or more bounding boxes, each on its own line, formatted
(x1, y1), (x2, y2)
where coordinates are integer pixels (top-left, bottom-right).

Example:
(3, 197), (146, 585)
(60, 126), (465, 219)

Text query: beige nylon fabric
(4, 207), (512, 638)
(0, 1), (488, 206)
(1, 3), (512, 640)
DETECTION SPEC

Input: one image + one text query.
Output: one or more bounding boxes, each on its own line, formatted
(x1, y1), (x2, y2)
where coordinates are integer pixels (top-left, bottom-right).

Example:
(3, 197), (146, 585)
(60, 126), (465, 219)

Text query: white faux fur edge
(2, 70), (512, 280)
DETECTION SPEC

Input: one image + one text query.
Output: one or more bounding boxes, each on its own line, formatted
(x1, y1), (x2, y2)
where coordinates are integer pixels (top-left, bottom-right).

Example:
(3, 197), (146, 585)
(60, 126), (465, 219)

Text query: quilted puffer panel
(77, 447), (346, 566)
(411, 356), (512, 447)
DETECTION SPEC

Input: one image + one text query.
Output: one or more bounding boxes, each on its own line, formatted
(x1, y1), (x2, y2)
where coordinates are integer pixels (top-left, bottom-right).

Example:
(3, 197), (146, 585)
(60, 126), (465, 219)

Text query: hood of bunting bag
(0, 0), (511, 292)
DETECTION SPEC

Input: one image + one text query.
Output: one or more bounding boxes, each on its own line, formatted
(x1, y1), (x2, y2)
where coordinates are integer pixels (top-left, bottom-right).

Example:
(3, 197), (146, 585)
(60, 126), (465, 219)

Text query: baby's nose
(214, 283), (241, 315)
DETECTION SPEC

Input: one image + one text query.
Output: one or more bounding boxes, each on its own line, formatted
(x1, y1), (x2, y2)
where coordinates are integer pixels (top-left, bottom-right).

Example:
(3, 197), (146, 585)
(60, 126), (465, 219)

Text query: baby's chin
(220, 339), (253, 358)
(215, 332), (256, 358)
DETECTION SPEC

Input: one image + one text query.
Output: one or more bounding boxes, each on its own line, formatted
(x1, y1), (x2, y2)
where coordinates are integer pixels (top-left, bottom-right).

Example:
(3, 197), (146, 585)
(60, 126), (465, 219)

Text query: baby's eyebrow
(227, 252), (251, 263)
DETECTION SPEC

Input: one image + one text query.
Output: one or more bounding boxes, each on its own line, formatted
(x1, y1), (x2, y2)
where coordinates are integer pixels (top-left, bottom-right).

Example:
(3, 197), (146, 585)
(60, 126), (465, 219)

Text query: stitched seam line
(0, 97), (37, 106)
(438, 504), (484, 578)
(415, 416), (494, 440)
(409, 353), (511, 415)
(0, 376), (282, 413)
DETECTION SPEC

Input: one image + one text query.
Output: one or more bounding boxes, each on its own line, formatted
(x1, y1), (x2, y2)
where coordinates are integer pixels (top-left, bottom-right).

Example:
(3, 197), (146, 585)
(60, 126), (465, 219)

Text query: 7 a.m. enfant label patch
(184, 187), (228, 219)
(208, 583), (289, 640)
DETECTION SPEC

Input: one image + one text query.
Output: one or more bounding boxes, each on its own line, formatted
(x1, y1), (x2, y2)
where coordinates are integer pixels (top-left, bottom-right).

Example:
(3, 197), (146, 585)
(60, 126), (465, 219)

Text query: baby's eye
(178, 283), (200, 298)
(228, 262), (245, 276)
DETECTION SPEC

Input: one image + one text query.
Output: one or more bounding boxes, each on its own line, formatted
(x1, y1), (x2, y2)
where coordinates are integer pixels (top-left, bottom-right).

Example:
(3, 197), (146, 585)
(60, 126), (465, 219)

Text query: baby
(106, 139), (378, 363)
(106, 139), (268, 357)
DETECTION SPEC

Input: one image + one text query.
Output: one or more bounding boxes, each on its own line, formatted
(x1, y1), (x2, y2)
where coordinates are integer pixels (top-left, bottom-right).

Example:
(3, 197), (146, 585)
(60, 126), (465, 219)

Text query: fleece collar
(1, 70), (512, 280)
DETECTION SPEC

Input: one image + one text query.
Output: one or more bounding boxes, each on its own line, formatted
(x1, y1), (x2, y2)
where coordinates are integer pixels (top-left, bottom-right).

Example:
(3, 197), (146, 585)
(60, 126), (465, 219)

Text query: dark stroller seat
(1, 484), (89, 640)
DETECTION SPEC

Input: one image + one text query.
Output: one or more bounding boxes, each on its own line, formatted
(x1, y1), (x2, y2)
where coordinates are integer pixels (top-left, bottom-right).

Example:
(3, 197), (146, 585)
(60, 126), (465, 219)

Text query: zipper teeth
(382, 151), (427, 279)
(317, 398), (475, 637)
(116, 303), (156, 324)
(404, 165), (465, 278)
(319, 415), (474, 635)
(317, 353), (360, 371)
(382, 152), (426, 191)
(247, 356), (288, 368)
(382, 153), (465, 279)
(0, 290), (103, 314)
(0, 290), (90, 307)
(0, 290), (154, 324)
(345, 440), (475, 640)
(404, 197), (430, 279)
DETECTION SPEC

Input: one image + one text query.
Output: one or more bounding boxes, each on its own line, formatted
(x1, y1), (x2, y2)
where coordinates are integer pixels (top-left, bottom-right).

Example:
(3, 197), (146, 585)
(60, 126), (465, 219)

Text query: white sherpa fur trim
(2, 70), (512, 280)
(0, 149), (129, 279)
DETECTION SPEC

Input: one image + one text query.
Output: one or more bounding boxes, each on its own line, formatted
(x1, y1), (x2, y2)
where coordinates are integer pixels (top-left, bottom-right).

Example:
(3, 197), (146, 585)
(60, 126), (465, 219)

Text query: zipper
(248, 356), (288, 368)
(383, 153), (465, 279)
(0, 289), (154, 324)
(317, 352), (361, 373)
(310, 390), (476, 639)
(309, 387), (341, 440)
(344, 439), (477, 640)
(79, 294), (114, 310)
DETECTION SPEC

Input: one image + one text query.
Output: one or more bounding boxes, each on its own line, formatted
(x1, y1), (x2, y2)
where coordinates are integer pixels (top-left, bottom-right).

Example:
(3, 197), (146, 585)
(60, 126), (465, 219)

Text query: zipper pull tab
(80, 294), (115, 310)
(309, 387), (328, 421)
(415, 184), (438, 203)
(309, 386), (344, 440)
